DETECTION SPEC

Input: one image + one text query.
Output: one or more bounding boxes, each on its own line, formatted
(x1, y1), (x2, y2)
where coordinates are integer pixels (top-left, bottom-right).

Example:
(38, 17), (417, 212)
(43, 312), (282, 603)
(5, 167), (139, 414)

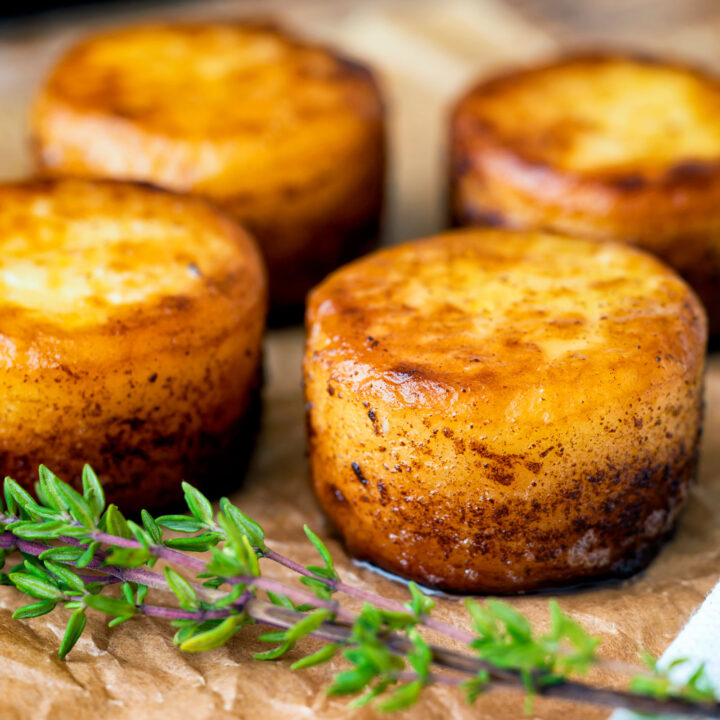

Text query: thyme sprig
(0, 466), (717, 717)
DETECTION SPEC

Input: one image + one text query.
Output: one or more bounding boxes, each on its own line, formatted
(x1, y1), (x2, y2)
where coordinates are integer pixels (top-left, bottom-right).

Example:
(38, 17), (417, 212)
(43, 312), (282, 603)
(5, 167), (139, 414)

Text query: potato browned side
(0, 179), (266, 512)
(32, 22), (385, 316)
(305, 229), (707, 592)
(450, 54), (720, 335)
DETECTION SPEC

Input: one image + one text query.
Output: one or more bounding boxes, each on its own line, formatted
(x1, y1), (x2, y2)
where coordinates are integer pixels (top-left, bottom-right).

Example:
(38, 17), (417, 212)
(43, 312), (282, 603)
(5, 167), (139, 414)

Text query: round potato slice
(305, 228), (706, 592)
(31, 22), (385, 316)
(450, 54), (720, 334)
(0, 179), (266, 511)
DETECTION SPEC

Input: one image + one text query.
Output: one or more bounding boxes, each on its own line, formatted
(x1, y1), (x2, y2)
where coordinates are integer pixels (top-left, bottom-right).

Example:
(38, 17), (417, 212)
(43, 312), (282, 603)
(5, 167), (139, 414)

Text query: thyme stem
(264, 546), (474, 644)
(1, 468), (718, 718)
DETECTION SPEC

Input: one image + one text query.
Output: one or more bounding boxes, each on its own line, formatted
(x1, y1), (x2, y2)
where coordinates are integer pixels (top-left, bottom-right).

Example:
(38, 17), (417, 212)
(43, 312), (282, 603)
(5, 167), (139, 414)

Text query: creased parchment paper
(0, 2), (719, 719)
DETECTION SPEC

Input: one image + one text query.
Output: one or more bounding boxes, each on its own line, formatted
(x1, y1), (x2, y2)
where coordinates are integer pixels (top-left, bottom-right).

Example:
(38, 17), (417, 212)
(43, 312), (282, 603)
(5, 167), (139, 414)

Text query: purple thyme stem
(1, 515), (441, 634)
(0, 532), (174, 592)
(230, 574), (355, 622)
(15, 537), (58, 556)
(83, 556), (172, 591)
(56, 537), (174, 594)
(60, 536), (107, 559)
(79, 574), (119, 585)
(0, 533), (54, 557)
(1, 529), (351, 617)
(90, 531), (207, 572)
(263, 547), (473, 644)
(108, 596), (720, 718)
(88, 530), (352, 616)
(86, 531), (353, 618)
(153, 545), (206, 570)
(262, 548), (311, 577)
(242, 602), (720, 719)
(140, 589), (255, 621)
(420, 617), (474, 644)
(124, 586), (720, 719)
(139, 604), (234, 621)
(0, 518), (205, 574)
(88, 532), (139, 550)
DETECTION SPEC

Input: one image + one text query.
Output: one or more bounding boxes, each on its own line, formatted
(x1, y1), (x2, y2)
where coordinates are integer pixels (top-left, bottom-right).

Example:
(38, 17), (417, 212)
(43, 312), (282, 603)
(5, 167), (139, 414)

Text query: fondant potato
(305, 229), (706, 592)
(0, 179), (266, 511)
(451, 54), (720, 333)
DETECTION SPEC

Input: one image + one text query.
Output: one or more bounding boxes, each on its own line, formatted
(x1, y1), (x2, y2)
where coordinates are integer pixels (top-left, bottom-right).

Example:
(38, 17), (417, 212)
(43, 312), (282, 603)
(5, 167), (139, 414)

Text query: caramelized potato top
(308, 229), (706, 414)
(35, 23), (382, 195)
(454, 55), (720, 177)
(0, 179), (264, 343)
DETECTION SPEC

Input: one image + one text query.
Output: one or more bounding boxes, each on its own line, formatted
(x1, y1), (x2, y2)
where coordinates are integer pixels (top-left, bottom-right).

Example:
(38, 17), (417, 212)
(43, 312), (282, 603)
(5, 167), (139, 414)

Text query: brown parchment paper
(0, 2), (720, 719)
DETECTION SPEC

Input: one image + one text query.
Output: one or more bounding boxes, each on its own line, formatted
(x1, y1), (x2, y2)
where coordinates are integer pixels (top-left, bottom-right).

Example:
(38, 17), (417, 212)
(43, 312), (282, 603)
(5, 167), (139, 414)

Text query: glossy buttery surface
(0, 179), (266, 510)
(305, 229), (706, 592)
(32, 23), (385, 312)
(450, 54), (720, 334)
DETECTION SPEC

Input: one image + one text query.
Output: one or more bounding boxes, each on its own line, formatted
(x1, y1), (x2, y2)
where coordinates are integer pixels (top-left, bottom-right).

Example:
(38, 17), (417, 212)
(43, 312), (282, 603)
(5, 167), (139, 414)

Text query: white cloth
(611, 581), (720, 719)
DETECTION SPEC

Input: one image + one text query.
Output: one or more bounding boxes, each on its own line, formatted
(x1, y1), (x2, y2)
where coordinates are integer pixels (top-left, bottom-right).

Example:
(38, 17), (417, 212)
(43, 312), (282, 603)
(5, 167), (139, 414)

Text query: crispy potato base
(0, 179), (266, 511)
(305, 229), (706, 592)
(32, 22), (385, 313)
(450, 54), (720, 334)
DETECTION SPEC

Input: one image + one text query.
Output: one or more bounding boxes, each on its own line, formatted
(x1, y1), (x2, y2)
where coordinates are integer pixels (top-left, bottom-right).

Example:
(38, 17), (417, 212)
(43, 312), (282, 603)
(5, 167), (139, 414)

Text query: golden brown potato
(450, 53), (720, 335)
(0, 179), (266, 512)
(31, 22), (385, 317)
(305, 228), (706, 592)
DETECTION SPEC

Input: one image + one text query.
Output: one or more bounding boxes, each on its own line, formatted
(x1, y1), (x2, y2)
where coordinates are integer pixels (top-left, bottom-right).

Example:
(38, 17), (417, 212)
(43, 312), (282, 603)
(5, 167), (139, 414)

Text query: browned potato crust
(305, 229), (706, 592)
(450, 54), (720, 334)
(0, 179), (266, 511)
(31, 22), (385, 315)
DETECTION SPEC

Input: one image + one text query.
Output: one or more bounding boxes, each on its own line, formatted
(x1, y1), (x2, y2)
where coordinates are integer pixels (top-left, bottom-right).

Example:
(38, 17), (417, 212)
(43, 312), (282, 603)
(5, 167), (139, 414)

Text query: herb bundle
(0, 465), (717, 717)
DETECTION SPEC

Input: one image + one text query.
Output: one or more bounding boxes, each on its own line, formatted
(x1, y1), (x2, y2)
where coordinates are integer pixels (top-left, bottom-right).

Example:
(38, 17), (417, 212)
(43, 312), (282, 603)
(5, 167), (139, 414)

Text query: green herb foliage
(0, 466), (717, 718)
